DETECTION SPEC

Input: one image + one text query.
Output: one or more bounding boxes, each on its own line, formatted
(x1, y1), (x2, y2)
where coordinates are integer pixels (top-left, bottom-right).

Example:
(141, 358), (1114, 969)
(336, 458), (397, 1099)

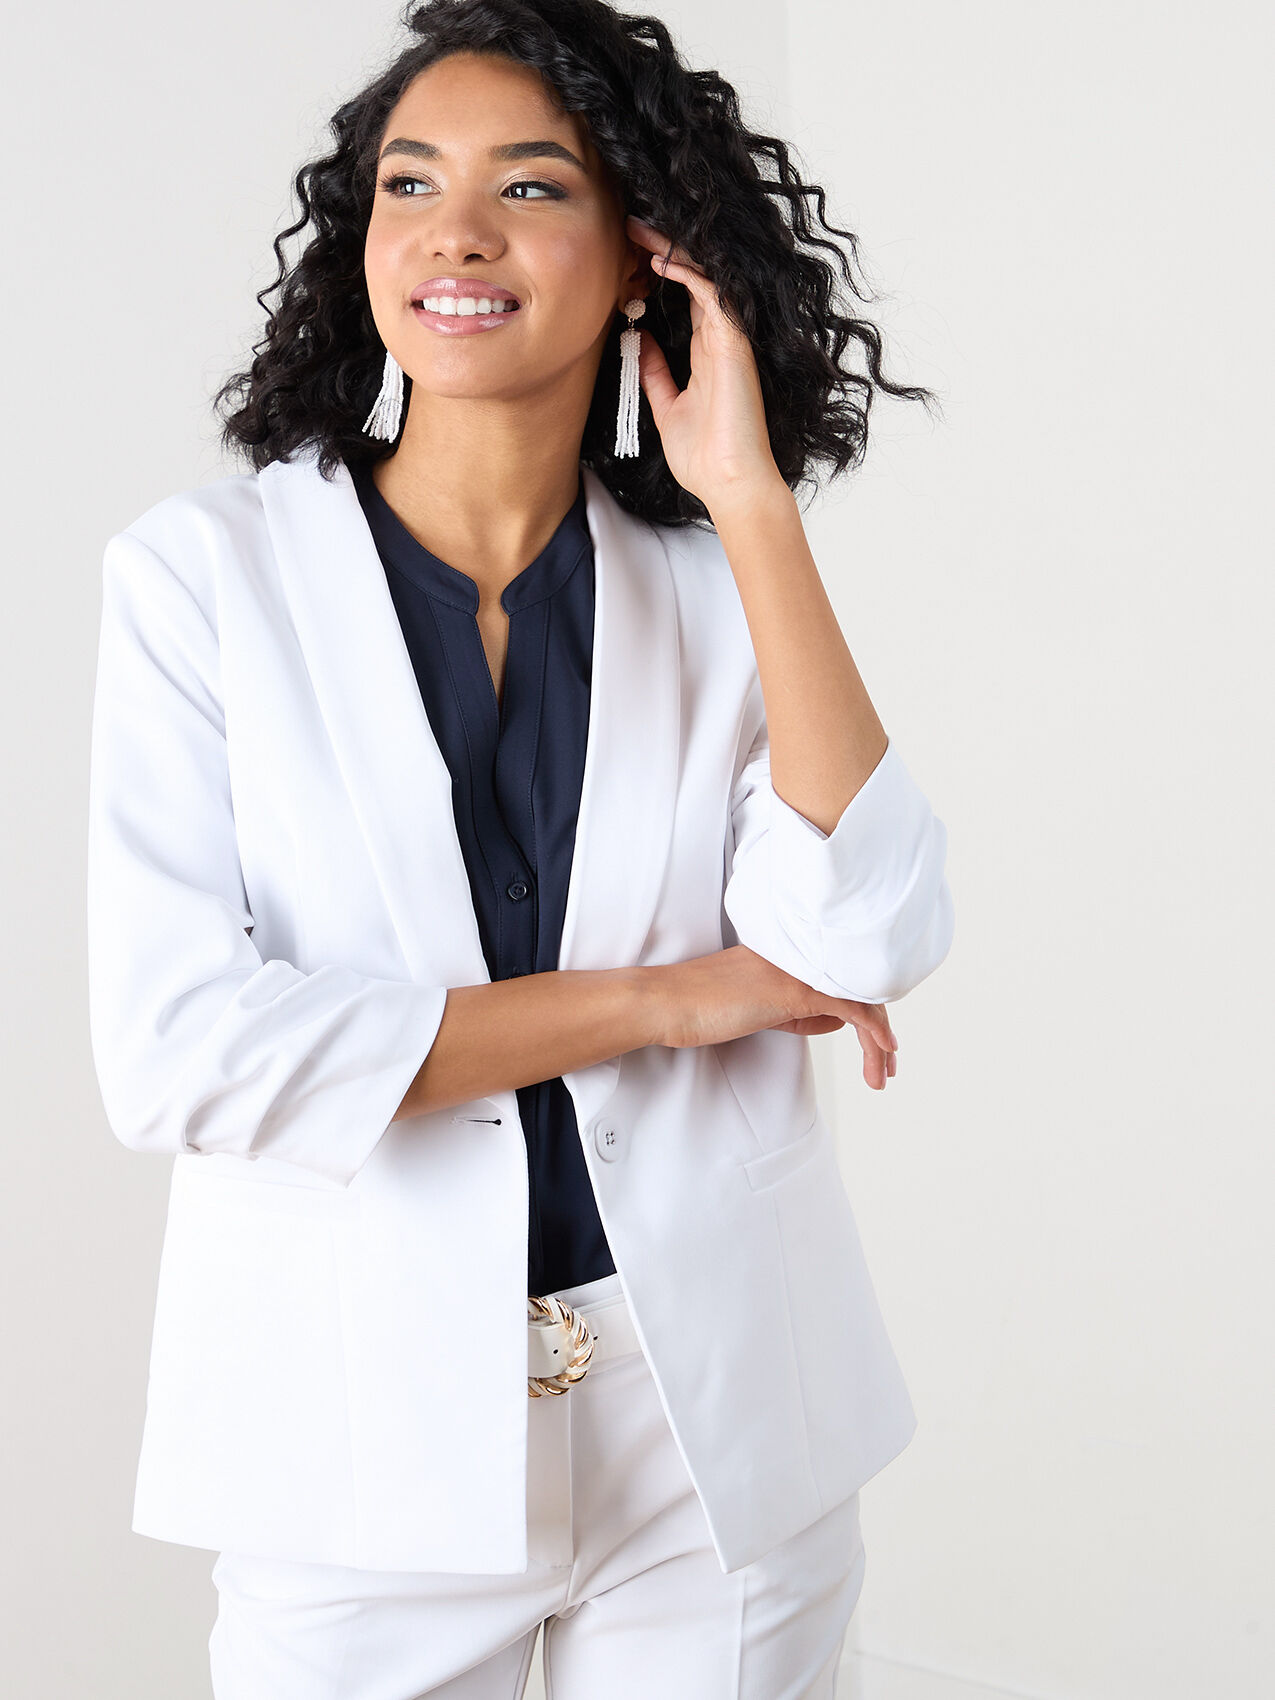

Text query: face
(364, 51), (645, 411)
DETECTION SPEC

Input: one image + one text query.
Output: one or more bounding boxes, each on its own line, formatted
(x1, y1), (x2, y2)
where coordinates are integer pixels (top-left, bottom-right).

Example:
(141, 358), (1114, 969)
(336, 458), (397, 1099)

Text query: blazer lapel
(259, 450), (680, 991)
(562, 467), (680, 974)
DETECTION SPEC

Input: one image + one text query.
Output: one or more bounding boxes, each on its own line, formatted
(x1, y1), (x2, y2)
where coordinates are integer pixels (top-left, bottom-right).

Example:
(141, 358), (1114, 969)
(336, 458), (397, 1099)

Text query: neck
(371, 387), (588, 597)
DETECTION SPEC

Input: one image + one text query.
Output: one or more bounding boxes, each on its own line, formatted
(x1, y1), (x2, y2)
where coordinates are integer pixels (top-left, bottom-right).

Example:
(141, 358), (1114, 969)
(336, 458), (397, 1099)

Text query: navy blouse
(350, 460), (618, 1298)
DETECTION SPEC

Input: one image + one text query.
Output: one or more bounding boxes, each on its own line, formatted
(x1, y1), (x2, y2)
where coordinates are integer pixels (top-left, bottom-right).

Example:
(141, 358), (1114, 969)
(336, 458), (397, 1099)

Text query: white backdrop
(2, 2), (1269, 1695)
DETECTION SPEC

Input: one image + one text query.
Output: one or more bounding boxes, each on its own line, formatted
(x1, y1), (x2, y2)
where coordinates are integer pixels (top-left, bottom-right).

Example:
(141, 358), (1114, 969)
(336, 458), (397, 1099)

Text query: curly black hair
(214, 0), (940, 529)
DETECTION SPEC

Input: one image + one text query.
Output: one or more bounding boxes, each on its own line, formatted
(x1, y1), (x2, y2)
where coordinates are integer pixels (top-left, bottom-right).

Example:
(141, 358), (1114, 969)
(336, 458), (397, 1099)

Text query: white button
(594, 1120), (622, 1162)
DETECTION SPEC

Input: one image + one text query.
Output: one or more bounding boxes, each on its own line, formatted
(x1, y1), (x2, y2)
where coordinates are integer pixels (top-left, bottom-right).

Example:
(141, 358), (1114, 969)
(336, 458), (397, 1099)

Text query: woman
(87, 1), (955, 1693)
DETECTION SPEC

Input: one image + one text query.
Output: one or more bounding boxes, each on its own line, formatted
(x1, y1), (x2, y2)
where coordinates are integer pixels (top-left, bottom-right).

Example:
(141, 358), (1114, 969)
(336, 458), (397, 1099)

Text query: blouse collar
(350, 460), (592, 614)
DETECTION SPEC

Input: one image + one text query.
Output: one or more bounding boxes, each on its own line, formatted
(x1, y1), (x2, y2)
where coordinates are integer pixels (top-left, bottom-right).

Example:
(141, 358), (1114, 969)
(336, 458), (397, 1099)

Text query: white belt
(526, 1286), (643, 1397)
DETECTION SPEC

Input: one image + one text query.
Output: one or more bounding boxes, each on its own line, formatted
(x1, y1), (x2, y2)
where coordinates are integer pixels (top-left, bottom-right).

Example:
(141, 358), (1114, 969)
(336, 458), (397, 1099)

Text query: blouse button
(506, 880), (530, 901)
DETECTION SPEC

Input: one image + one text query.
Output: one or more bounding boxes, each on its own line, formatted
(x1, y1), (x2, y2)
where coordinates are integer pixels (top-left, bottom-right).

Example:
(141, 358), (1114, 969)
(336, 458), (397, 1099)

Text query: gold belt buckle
(527, 1293), (596, 1397)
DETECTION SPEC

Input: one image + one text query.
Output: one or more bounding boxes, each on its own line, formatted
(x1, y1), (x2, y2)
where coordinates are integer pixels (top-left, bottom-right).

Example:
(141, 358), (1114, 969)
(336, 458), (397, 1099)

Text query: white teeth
(416, 295), (518, 315)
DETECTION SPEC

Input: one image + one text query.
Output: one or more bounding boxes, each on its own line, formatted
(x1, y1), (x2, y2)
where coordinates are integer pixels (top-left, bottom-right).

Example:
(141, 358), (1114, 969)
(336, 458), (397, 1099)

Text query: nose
(423, 187), (507, 266)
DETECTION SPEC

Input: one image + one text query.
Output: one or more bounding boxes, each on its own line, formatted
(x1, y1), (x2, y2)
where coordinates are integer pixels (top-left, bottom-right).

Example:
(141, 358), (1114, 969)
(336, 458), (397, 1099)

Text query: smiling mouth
(409, 297), (523, 338)
(411, 296), (522, 316)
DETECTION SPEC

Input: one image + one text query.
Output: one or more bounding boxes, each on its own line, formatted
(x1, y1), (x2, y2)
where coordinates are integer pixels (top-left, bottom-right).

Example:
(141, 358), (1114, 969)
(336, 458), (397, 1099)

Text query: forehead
(384, 52), (594, 163)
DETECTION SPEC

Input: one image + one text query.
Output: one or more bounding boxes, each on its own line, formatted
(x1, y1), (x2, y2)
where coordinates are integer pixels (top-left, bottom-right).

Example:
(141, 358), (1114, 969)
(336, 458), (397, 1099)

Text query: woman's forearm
(393, 966), (670, 1120)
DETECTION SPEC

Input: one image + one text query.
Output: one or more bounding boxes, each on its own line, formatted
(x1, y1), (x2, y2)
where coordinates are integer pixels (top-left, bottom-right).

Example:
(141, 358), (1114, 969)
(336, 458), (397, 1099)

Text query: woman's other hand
(649, 945), (899, 1091)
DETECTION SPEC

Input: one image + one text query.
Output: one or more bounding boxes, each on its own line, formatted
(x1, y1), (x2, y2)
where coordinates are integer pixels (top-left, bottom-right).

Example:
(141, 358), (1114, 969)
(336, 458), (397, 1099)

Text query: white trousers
(209, 1271), (867, 1699)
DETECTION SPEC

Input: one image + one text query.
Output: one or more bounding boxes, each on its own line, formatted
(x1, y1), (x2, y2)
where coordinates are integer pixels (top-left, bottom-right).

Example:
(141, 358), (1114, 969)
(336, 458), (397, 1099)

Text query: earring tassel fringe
(614, 297), (645, 458)
(362, 350), (404, 441)
(615, 326), (642, 457)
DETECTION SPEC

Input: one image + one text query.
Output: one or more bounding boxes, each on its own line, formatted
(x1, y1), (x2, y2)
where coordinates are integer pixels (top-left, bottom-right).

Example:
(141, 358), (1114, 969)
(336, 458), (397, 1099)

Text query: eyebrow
(377, 137), (588, 173)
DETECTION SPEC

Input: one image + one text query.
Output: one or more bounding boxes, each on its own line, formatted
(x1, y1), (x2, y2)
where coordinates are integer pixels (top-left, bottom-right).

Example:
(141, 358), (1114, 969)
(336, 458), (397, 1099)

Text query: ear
(620, 235), (655, 297)
(624, 256), (648, 287)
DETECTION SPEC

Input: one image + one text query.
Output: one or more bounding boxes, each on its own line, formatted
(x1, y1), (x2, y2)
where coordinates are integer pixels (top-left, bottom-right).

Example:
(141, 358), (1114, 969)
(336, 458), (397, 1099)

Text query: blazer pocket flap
(173, 1153), (355, 1219)
(741, 1114), (828, 1193)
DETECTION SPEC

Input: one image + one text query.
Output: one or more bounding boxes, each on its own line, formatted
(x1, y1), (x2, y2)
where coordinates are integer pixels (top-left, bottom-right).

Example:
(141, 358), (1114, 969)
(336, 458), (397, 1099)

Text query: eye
(377, 172), (566, 201)
(504, 179), (567, 200)
(378, 172), (429, 197)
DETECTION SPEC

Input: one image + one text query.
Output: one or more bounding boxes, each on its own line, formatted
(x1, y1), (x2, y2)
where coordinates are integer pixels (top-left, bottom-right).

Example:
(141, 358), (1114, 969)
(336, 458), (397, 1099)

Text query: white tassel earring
(613, 297), (645, 457)
(362, 347), (404, 440)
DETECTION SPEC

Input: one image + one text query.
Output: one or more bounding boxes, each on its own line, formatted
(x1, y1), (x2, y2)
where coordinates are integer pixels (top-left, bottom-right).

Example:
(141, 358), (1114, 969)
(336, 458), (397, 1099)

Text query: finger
(649, 250), (722, 327)
(626, 215), (701, 273)
(633, 327), (682, 425)
(863, 1038), (888, 1091)
(771, 1014), (846, 1036)
(626, 225), (722, 319)
(848, 1011), (886, 1084)
(843, 1002), (897, 1054)
(871, 1002), (899, 1047)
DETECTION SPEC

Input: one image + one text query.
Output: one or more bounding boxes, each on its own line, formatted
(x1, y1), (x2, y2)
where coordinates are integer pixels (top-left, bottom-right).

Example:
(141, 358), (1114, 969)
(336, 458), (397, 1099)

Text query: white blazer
(87, 445), (955, 1577)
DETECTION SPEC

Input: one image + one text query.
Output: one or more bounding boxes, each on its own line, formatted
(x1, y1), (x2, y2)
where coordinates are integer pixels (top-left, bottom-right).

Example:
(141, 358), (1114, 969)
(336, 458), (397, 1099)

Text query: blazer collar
(258, 447), (681, 991)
